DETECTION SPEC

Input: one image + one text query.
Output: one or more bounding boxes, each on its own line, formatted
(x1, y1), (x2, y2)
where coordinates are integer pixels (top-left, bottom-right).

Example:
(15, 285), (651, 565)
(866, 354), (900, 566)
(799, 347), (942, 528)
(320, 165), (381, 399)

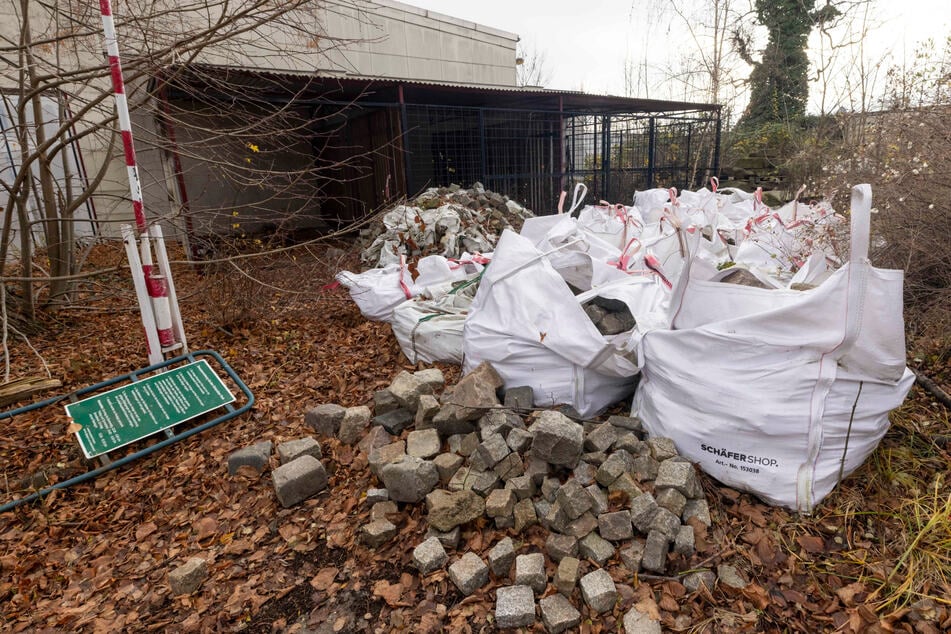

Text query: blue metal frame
(0, 350), (254, 513)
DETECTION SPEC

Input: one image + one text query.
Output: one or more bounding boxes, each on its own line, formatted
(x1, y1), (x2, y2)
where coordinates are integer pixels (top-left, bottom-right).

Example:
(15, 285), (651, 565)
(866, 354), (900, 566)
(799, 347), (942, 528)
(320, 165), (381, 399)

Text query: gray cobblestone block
(649, 507), (682, 539)
(556, 480), (593, 520)
(339, 406), (372, 444)
(459, 432), (481, 457)
(413, 537), (448, 574)
(414, 394), (441, 430)
(543, 500), (570, 534)
(406, 429), (441, 459)
(595, 449), (634, 486)
(529, 411), (584, 468)
(505, 474), (535, 500)
(717, 564), (749, 590)
(485, 488), (516, 518)
(513, 498), (538, 532)
(425, 526), (461, 549)
(413, 368), (445, 394)
(541, 476), (561, 502)
(305, 403), (344, 437)
(506, 427), (533, 454)
(272, 455), (327, 507)
(487, 536), (516, 577)
(366, 488), (388, 504)
(631, 455), (659, 481)
(452, 468), (499, 496)
(565, 512), (599, 539)
(555, 556), (579, 596)
(361, 519), (397, 547)
(525, 457), (549, 485)
(572, 462), (598, 487)
(579, 568), (617, 614)
(515, 553), (547, 594)
(534, 499), (551, 526)
(606, 414), (644, 434)
(584, 422), (618, 453)
(369, 500), (397, 522)
(495, 515), (515, 530)
(630, 493), (660, 533)
(471, 433), (510, 471)
(655, 460), (700, 499)
(495, 585), (536, 628)
(373, 389), (399, 415)
(368, 440), (406, 479)
(546, 533), (579, 562)
(493, 452), (524, 481)
(373, 408), (414, 435)
(641, 529), (670, 573)
(579, 531), (615, 566)
(620, 539), (645, 572)
(582, 451), (607, 466)
(683, 498), (712, 526)
(608, 472), (641, 503)
(277, 437), (321, 465)
(598, 510), (634, 542)
(169, 557), (208, 595)
(381, 455), (439, 503)
(674, 524), (696, 556)
(433, 453), (464, 484)
(540, 592), (580, 634)
(655, 487), (687, 517)
(503, 386), (534, 412)
(585, 484), (609, 516)
(647, 437), (678, 461)
(448, 552), (489, 596)
(623, 607), (662, 634)
(228, 441), (272, 475)
(614, 433), (645, 455)
(479, 409), (524, 439)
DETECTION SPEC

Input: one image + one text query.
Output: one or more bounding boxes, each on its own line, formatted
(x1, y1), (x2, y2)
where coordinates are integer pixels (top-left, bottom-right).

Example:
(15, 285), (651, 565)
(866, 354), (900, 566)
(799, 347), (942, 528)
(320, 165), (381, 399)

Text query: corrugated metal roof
(164, 64), (721, 114)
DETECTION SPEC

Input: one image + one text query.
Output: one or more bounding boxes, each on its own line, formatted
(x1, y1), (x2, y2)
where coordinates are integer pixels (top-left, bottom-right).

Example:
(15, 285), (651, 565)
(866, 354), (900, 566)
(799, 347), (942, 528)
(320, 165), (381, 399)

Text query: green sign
(66, 360), (235, 459)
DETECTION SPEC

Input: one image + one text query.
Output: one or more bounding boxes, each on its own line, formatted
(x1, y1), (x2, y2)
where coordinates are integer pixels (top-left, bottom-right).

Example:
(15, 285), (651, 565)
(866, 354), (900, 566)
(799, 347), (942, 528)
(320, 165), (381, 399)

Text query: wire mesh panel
(482, 110), (561, 213)
(404, 106), (481, 195)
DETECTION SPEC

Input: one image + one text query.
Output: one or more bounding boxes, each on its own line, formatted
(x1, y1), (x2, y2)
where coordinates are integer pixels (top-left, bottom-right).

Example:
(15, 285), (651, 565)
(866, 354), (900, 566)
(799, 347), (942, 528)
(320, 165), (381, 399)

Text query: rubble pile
(358, 182), (533, 268)
(282, 362), (720, 631)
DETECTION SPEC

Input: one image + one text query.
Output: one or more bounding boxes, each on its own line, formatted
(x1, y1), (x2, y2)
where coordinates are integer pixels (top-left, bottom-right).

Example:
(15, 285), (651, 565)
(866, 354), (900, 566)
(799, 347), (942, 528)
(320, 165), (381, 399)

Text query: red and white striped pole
(99, 0), (180, 360)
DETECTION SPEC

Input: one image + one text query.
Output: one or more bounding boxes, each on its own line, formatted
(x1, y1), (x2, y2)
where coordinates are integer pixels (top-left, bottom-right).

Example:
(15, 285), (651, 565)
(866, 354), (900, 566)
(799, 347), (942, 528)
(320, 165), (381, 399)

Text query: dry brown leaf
(310, 567), (338, 592)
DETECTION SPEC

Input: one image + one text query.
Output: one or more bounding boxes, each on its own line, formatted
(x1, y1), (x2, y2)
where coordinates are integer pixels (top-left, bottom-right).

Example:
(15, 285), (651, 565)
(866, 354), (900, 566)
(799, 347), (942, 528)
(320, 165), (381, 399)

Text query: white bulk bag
(633, 185), (914, 512)
(335, 259), (416, 322)
(391, 290), (473, 365)
(464, 230), (656, 418)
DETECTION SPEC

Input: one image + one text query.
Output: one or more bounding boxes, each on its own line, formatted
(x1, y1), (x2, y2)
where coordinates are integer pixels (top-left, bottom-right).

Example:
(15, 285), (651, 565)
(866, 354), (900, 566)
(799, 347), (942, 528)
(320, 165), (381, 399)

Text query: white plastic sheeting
(633, 185), (914, 512)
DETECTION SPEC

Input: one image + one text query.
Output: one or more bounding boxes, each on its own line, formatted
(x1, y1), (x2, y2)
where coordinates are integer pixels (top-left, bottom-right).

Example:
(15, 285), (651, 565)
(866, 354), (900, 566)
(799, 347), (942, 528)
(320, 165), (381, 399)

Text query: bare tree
(516, 40), (551, 88)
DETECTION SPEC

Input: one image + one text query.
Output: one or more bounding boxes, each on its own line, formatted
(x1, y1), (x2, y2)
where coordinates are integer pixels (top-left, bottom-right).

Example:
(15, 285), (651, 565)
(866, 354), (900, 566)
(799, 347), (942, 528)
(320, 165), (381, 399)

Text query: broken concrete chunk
(426, 489), (485, 531)
(414, 394), (440, 430)
(373, 408), (414, 435)
(169, 557), (208, 595)
(228, 441), (272, 475)
(365, 488), (388, 504)
(373, 389), (400, 415)
(503, 386), (534, 412)
(357, 426), (393, 456)
(272, 455), (327, 508)
(305, 404), (345, 437)
(406, 429), (441, 459)
(368, 440), (406, 478)
(388, 370), (423, 411)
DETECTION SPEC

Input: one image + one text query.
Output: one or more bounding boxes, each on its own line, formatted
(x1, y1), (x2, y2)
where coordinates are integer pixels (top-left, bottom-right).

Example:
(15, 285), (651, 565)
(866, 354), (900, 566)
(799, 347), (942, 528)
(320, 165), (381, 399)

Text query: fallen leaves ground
(0, 243), (949, 633)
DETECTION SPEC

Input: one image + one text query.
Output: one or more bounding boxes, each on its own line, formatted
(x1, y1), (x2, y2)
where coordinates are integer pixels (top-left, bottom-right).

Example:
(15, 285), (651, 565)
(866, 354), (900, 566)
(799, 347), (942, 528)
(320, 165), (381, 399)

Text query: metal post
(601, 115), (611, 201)
(647, 116), (656, 188)
(685, 122), (693, 189)
(712, 107), (723, 180)
(478, 108), (487, 187)
(398, 84), (412, 194)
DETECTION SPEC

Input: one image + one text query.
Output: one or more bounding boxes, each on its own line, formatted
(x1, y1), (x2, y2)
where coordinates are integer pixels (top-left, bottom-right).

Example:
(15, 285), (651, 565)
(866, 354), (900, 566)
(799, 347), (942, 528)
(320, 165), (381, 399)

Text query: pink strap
(644, 254), (673, 289)
(609, 237), (641, 270)
(668, 187), (679, 207)
(710, 176), (719, 193)
(398, 255), (413, 299)
(557, 190), (567, 214)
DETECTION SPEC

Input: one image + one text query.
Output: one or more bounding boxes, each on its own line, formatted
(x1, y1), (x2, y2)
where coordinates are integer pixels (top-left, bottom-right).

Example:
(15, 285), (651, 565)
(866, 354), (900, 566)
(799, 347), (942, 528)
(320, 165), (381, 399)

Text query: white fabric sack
(335, 261), (415, 322)
(391, 291), (473, 365)
(633, 184), (914, 512)
(464, 230), (650, 418)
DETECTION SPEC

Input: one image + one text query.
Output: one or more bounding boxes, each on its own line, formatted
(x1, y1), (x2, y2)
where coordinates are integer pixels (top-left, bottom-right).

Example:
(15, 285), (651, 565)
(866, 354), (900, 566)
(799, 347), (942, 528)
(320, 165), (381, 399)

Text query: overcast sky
(404, 0), (950, 114)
